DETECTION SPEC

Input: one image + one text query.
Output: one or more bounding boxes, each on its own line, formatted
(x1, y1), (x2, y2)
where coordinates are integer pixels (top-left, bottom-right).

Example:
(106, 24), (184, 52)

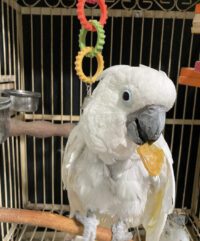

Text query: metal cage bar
(0, 1), (22, 240)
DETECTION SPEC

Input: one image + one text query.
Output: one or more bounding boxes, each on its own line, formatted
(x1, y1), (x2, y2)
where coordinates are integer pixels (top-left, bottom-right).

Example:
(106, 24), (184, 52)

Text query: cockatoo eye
(122, 90), (132, 102)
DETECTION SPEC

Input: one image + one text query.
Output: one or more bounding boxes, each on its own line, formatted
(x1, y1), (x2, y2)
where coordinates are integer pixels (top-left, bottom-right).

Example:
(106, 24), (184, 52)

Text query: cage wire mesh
(0, 0), (199, 240)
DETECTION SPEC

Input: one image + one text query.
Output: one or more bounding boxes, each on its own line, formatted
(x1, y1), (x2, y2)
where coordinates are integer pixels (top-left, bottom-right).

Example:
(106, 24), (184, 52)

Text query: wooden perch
(9, 119), (75, 138)
(0, 208), (113, 241)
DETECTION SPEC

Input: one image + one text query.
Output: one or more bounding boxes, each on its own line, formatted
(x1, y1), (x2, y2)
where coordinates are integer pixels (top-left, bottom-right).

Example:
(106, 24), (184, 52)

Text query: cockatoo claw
(112, 221), (132, 241)
(74, 211), (99, 241)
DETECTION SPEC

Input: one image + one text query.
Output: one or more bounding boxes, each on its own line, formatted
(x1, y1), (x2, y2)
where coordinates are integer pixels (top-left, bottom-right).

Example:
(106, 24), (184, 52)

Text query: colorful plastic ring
(86, 0), (97, 4)
(75, 47), (104, 84)
(77, 0), (108, 32)
(79, 20), (105, 58)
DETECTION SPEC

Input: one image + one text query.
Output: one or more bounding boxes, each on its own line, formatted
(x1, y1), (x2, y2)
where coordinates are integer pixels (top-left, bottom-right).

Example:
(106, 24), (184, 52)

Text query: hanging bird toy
(75, 0), (108, 84)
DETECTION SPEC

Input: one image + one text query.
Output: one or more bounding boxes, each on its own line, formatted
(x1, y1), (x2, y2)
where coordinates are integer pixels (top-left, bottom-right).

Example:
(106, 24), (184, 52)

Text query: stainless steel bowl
(3, 89), (41, 112)
(0, 97), (11, 144)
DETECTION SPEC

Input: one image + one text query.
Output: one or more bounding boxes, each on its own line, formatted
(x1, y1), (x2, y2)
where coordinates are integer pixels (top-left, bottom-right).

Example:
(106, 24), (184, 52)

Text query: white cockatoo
(62, 65), (177, 241)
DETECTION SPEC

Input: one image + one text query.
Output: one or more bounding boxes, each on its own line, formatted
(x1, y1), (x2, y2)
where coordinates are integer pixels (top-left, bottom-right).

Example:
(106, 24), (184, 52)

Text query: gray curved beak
(126, 105), (166, 145)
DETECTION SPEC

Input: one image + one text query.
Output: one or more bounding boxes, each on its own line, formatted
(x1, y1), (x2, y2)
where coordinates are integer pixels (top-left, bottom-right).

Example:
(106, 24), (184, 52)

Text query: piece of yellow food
(137, 143), (164, 176)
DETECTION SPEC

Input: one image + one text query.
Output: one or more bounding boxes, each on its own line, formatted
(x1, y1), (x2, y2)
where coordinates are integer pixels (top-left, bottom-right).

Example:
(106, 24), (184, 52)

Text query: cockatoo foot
(75, 210), (99, 241)
(112, 221), (132, 241)
(64, 233), (75, 241)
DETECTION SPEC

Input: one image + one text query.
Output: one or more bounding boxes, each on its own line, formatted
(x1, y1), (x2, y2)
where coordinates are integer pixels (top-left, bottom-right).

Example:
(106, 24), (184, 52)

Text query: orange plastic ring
(75, 47), (104, 84)
(195, 4), (200, 14)
(86, 0), (97, 4)
(76, 0), (108, 32)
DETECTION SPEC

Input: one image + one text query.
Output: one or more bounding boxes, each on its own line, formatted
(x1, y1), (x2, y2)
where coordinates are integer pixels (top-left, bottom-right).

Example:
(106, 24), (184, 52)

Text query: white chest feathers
(67, 149), (162, 227)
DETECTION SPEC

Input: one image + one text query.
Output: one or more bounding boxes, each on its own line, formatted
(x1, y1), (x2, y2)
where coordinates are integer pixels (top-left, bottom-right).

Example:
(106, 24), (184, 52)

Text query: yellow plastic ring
(75, 47), (104, 84)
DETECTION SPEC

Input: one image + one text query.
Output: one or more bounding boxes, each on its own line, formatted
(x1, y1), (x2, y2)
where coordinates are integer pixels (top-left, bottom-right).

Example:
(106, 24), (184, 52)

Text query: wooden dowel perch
(0, 208), (113, 241)
(9, 119), (75, 138)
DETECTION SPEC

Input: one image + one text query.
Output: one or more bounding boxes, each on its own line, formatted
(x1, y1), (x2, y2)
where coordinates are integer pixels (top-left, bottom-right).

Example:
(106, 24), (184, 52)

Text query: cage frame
(0, 0), (199, 240)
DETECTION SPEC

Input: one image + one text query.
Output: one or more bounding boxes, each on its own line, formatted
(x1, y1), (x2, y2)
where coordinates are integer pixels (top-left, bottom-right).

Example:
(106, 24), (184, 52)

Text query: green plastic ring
(79, 19), (105, 58)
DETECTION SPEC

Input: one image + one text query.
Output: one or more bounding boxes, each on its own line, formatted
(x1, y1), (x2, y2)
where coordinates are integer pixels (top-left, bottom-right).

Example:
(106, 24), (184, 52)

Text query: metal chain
(86, 83), (92, 96)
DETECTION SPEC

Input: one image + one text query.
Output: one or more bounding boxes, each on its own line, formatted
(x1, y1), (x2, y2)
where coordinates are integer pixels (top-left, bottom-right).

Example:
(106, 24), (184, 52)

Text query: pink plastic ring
(77, 0), (108, 32)
(86, 0), (97, 4)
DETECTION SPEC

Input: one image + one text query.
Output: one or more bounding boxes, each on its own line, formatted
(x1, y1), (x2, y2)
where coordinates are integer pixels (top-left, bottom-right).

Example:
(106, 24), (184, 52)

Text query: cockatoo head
(80, 65), (176, 163)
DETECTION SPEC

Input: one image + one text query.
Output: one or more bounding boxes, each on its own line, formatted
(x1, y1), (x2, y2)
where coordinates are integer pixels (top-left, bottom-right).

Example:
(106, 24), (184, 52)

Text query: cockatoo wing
(62, 124), (85, 190)
(142, 134), (175, 241)
(62, 124), (86, 216)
